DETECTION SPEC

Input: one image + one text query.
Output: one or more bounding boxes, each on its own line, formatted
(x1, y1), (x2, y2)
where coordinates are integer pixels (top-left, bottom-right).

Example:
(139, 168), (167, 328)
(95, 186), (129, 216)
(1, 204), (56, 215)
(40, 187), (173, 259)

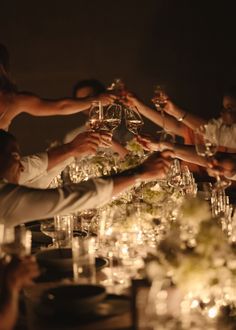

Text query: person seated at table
(0, 44), (115, 130)
(0, 129), (171, 226)
(63, 78), (129, 158)
(0, 256), (39, 330)
(19, 130), (112, 188)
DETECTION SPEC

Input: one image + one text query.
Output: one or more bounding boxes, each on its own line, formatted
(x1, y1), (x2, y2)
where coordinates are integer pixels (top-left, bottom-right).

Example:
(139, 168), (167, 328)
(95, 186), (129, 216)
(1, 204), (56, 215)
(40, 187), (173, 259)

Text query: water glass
(54, 214), (74, 248)
(0, 225), (32, 258)
(72, 237), (96, 284)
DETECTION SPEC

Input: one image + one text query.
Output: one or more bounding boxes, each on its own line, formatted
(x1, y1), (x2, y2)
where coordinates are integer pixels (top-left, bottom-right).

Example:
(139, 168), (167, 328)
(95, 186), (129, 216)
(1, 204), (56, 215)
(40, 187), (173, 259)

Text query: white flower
(179, 196), (211, 227)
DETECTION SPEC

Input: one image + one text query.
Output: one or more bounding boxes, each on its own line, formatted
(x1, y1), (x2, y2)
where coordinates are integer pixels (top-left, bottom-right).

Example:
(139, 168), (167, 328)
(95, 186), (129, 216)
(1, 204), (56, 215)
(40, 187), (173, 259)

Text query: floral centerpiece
(146, 196), (236, 329)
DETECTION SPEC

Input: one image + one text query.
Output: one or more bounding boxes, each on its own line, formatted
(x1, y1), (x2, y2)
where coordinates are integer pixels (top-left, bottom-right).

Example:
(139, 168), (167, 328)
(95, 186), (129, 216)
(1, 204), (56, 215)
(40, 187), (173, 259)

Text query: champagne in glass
(125, 107), (144, 135)
(88, 101), (105, 132)
(103, 103), (122, 133)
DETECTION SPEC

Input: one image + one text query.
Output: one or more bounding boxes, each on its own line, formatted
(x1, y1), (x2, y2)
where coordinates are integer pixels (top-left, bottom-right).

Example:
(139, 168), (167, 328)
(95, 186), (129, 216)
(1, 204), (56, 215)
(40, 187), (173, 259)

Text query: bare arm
(111, 153), (171, 196)
(163, 99), (207, 131)
(125, 94), (187, 137)
(47, 132), (112, 171)
(0, 92), (115, 129)
(137, 135), (207, 167)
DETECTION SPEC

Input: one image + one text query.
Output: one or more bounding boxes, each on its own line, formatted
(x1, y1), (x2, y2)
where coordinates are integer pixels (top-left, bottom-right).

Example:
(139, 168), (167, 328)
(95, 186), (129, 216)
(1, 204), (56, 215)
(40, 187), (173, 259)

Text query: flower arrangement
(146, 196), (236, 329)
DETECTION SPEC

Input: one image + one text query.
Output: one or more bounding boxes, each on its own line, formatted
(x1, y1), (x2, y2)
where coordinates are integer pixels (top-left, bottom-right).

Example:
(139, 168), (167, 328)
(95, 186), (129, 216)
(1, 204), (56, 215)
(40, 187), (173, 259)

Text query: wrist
(66, 142), (79, 158)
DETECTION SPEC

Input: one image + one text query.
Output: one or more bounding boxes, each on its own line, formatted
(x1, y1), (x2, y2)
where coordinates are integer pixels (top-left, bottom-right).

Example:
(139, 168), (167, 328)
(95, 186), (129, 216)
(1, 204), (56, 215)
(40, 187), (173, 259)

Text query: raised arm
(47, 131), (112, 171)
(125, 94), (187, 137)
(163, 99), (207, 131)
(0, 154), (170, 226)
(0, 92), (115, 129)
(137, 135), (207, 167)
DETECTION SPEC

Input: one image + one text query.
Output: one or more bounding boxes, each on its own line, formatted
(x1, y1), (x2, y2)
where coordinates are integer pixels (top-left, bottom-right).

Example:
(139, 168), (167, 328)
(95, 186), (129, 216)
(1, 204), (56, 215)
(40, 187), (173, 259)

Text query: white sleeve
(205, 119), (236, 149)
(0, 178), (113, 227)
(19, 153), (48, 184)
(23, 157), (74, 189)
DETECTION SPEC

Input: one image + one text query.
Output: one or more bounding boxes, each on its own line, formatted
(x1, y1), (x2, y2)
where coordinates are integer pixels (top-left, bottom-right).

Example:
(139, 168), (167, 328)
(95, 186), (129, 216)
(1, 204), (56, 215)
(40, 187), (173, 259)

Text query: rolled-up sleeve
(0, 178), (113, 227)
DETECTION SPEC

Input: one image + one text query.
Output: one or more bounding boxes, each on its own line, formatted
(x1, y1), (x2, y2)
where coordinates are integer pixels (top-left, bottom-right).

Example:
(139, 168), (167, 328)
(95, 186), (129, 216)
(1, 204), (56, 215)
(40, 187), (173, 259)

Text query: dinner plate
(36, 248), (108, 271)
(41, 284), (106, 315)
(36, 293), (130, 324)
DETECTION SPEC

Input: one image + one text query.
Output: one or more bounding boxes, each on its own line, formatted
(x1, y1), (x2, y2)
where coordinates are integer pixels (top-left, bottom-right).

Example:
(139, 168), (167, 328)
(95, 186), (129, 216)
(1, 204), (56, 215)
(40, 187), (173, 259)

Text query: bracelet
(177, 112), (187, 122)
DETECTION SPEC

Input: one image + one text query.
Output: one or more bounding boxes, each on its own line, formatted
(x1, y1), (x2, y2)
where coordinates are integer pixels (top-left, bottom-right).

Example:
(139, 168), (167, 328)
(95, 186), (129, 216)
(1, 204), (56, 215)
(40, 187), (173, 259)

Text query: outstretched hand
(141, 152), (172, 181)
(71, 131), (112, 158)
(136, 134), (174, 152)
(207, 153), (236, 178)
(96, 93), (117, 106)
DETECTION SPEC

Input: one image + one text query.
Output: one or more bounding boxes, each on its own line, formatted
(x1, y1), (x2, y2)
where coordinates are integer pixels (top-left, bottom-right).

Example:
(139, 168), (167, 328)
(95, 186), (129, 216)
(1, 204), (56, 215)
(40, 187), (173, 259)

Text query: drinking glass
(40, 220), (57, 247)
(54, 214), (74, 248)
(74, 209), (97, 235)
(0, 225), (32, 258)
(152, 85), (175, 143)
(88, 101), (104, 132)
(125, 107), (144, 135)
(72, 237), (96, 284)
(107, 78), (126, 99)
(103, 103), (122, 133)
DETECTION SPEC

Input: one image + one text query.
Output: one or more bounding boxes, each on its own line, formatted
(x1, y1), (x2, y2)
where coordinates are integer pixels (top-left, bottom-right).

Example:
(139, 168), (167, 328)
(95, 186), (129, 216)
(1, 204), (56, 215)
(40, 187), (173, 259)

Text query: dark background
(1, 0), (236, 154)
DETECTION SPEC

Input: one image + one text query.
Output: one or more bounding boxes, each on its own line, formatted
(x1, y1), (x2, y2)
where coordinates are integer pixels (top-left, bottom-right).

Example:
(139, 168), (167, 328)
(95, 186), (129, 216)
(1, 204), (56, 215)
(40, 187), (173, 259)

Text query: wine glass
(40, 220), (57, 247)
(152, 85), (175, 143)
(0, 225), (32, 258)
(194, 125), (231, 190)
(107, 78), (126, 100)
(88, 101), (104, 132)
(125, 107), (144, 135)
(103, 103), (122, 133)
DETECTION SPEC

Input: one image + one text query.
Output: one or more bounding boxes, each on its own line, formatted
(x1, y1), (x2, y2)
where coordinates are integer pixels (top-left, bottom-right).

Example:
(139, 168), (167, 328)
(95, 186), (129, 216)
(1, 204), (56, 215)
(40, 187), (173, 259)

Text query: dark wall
(1, 0), (236, 154)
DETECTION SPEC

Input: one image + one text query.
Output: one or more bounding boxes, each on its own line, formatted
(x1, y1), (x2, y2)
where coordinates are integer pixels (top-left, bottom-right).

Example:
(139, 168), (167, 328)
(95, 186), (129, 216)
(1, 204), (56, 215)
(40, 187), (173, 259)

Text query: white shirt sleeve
(0, 178), (113, 227)
(19, 153), (48, 184)
(205, 118), (236, 149)
(23, 157), (74, 189)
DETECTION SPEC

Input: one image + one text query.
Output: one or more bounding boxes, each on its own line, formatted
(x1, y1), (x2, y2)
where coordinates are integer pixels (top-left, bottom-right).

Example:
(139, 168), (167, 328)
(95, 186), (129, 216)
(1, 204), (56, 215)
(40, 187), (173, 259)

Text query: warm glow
(208, 306), (218, 319)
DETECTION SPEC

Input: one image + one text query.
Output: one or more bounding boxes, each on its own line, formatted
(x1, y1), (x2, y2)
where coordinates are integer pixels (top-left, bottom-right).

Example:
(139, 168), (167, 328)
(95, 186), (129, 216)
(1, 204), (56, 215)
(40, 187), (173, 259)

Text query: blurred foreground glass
(72, 237), (96, 284)
(54, 215), (74, 248)
(40, 220), (56, 247)
(0, 225), (31, 258)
